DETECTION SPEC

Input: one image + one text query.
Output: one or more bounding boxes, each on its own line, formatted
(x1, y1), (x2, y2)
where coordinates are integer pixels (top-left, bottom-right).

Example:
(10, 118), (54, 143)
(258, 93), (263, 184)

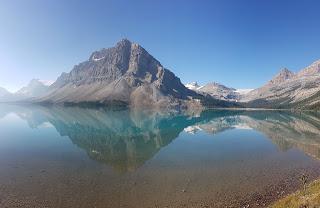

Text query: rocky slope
(242, 60), (320, 109)
(39, 39), (208, 109)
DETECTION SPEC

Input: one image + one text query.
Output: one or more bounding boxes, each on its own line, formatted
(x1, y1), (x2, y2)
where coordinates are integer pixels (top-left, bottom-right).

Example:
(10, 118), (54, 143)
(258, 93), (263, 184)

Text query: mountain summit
(40, 39), (203, 109)
(267, 68), (295, 86)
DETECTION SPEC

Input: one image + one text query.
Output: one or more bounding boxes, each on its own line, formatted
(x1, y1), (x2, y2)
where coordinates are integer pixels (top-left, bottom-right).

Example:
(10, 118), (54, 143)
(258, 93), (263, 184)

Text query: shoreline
(271, 178), (320, 207)
(1, 101), (320, 113)
(220, 167), (320, 208)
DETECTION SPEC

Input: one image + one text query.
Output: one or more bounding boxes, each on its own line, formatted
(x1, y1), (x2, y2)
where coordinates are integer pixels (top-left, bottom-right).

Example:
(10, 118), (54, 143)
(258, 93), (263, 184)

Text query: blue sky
(1, 0), (320, 92)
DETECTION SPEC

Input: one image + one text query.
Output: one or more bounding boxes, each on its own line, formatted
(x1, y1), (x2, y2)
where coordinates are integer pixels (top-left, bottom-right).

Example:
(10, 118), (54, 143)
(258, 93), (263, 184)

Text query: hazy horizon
(1, 0), (320, 92)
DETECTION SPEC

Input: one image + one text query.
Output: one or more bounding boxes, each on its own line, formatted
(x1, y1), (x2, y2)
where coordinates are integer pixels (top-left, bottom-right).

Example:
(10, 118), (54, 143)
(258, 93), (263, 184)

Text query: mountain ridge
(242, 59), (320, 109)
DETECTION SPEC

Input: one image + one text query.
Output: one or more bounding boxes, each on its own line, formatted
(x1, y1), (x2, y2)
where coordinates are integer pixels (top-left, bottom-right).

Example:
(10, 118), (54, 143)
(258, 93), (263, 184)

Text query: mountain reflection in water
(1, 104), (320, 172)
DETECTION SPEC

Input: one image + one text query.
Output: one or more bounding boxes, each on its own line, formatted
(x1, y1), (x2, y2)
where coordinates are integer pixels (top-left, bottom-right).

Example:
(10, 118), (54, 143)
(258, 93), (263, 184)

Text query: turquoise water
(1, 104), (320, 207)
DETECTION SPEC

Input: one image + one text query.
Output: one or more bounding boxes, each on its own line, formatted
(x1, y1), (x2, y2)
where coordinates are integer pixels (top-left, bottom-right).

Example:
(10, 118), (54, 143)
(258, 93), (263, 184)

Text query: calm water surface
(1, 104), (320, 207)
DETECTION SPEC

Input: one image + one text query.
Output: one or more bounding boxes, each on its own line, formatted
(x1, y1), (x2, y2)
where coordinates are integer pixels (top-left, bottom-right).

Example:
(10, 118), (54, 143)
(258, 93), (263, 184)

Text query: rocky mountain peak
(267, 68), (294, 85)
(54, 39), (165, 87)
(197, 82), (239, 101)
(41, 39), (201, 108)
(297, 59), (320, 77)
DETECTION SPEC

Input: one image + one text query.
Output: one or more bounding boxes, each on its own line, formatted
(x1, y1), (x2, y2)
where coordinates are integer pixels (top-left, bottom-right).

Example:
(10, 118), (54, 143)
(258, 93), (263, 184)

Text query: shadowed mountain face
(39, 39), (204, 109)
(2, 104), (320, 172)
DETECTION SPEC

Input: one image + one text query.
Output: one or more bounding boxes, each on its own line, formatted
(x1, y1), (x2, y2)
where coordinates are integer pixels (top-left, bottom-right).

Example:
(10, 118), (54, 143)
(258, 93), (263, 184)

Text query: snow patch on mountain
(185, 82), (201, 90)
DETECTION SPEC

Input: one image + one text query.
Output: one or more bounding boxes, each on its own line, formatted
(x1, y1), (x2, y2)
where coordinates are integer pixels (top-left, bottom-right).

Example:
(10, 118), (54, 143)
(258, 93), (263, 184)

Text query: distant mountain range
(0, 79), (51, 102)
(184, 82), (253, 101)
(185, 59), (320, 109)
(1, 39), (320, 110)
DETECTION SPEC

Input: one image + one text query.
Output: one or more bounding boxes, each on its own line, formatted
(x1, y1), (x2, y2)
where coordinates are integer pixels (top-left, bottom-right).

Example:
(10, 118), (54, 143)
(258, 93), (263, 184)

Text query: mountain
(242, 60), (320, 109)
(197, 82), (240, 101)
(242, 68), (296, 102)
(38, 39), (236, 109)
(0, 87), (11, 97)
(15, 79), (50, 98)
(267, 68), (295, 86)
(297, 59), (320, 77)
(186, 82), (252, 101)
(0, 87), (13, 102)
(0, 79), (51, 102)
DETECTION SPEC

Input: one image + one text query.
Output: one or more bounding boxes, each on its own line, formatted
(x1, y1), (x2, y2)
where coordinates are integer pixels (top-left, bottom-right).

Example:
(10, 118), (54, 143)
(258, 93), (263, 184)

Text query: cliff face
(41, 39), (202, 109)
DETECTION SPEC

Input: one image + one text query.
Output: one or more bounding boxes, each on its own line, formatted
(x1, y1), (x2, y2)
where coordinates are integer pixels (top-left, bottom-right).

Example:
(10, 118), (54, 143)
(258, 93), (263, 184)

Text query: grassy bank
(271, 179), (320, 208)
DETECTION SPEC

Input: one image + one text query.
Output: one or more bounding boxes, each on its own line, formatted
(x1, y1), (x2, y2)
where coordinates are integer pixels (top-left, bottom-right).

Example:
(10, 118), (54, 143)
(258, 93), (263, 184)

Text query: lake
(1, 104), (320, 207)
